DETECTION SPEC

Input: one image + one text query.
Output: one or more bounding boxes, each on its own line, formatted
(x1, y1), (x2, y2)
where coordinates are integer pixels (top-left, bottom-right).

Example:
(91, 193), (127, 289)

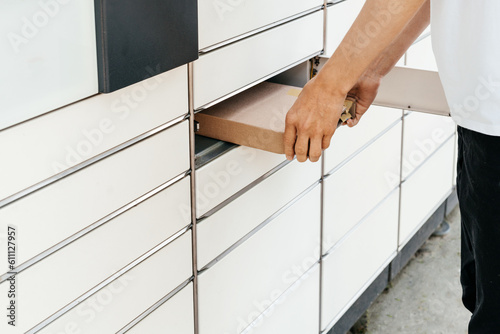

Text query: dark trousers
(457, 126), (500, 333)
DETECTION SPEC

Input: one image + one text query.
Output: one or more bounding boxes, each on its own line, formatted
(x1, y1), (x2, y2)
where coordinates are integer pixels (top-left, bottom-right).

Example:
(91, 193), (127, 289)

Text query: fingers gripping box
(195, 82), (355, 154)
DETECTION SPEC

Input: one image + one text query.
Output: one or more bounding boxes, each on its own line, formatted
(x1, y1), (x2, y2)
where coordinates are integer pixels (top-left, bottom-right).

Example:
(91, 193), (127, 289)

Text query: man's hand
(345, 73), (381, 128)
(284, 76), (346, 163)
(283, 0), (429, 163)
(283, 73), (381, 163)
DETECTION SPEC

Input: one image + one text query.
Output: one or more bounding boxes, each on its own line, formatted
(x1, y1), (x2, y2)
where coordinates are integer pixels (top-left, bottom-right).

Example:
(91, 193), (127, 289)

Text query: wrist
(360, 66), (383, 85)
(357, 70), (382, 92)
(309, 71), (350, 100)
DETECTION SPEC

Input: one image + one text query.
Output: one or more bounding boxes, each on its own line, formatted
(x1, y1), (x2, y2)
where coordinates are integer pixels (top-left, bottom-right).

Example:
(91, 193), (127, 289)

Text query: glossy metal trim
(324, 118), (402, 178)
(118, 277), (194, 333)
(0, 114), (188, 209)
(452, 128), (458, 186)
(320, 4), (328, 329)
(323, 0), (328, 52)
(199, 6), (325, 54)
(0, 171), (190, 283)
(396, 57), (410, 251)
(198, 181), (321, 274)
(188, 62), (200, 334)
(326, 0), (347, 7)
(396, 110), (405, 251)
(25, 227), (192, 334)
(197, 159), (292, 222)
(319, 145), (326, 331)
(194, 51), (323, 113)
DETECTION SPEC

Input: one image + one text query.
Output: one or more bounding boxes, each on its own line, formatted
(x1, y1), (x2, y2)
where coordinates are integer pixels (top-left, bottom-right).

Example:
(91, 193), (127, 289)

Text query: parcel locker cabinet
(94, 0), (198, 92)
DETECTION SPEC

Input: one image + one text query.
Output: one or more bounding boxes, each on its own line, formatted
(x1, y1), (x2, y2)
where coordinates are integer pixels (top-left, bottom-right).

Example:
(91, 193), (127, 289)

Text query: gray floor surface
(349, 207), (471, 334)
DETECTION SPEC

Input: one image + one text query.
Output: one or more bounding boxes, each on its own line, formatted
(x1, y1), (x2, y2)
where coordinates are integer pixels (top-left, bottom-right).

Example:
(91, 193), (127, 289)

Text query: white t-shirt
(431, 0), (500, 136)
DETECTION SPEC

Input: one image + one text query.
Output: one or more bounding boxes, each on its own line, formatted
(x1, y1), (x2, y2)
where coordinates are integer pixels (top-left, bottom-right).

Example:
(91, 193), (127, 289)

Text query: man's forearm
(315, 0), (428, 96)
(365, 0), (430, 80)
(283, 0), (429, 162)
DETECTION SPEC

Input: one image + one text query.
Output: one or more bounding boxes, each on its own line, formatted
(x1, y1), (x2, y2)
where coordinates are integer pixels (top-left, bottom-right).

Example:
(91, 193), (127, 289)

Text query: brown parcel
(195, 82), (356, 154)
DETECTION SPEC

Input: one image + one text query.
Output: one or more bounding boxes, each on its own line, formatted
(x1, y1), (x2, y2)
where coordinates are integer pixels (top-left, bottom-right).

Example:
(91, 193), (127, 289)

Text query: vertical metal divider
(188, 62), (199, 334)
(396, 53), (409, 253)
(322, 1), (328, 55)
(319, 152), (326, 333)
(396, 112), (405, 252)
(452, 126), (458, 189)
(319, 3), (328, 332)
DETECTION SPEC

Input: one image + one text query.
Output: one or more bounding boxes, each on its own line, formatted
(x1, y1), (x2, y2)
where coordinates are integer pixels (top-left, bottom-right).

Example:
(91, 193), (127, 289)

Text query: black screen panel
(95, 0), (198, 92)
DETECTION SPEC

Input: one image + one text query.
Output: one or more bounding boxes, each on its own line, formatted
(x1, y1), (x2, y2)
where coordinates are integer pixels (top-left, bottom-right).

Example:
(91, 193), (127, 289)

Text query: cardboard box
(195, 82), (300, 154)
(195, 82), (355, 154)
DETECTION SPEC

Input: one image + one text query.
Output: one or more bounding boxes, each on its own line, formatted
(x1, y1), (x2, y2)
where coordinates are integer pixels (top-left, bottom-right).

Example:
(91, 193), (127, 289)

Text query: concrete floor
(349, 207), (471, 334)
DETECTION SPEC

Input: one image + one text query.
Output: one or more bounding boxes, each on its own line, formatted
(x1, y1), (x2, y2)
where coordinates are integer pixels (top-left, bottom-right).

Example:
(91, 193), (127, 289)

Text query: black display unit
(94, 0), (198, 93)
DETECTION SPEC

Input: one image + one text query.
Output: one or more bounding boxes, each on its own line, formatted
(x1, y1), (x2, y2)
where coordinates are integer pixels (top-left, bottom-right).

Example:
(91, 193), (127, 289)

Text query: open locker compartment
(195, 82), (301, 154)
(194, 60), (312, 165)
(195, 62), (450, 157)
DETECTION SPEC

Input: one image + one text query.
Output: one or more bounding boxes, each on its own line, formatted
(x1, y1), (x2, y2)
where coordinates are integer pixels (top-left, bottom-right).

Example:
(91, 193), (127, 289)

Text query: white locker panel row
(197, 159), (321, 270)
(0, 65), (188, 202)
(0, 121), (190, 267)
(402, 112), (456, 180)
(198, 186), (321, 334)
(195, 146), (285, 218)
(0, 177), (190, 333)
(399, 136), (455, 247)
(35, 232), (193, 334)
(324, 106), (402, 173)
(323, 122), (401, 251)
(0, 1), (98, 130)
(321, 189), (399, 332)
(194, 10), (324, 109)
(198, 0), (323, 50)
(126, 283), (195, 334)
